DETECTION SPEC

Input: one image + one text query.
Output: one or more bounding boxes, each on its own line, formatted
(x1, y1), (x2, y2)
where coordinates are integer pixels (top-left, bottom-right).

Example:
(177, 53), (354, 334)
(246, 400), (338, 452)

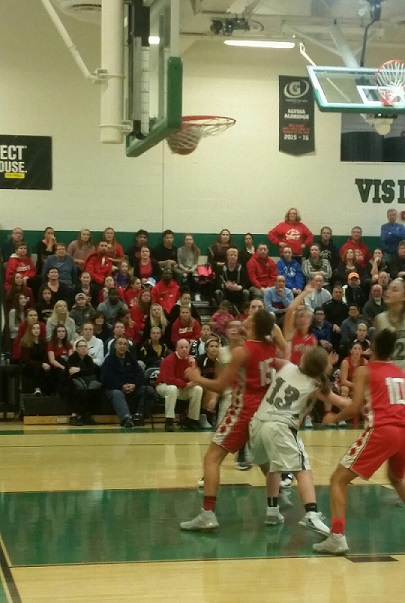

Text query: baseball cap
(348, 272), (360, 280)
(143, 278), (156, 288)
(75, 293), (87, 301)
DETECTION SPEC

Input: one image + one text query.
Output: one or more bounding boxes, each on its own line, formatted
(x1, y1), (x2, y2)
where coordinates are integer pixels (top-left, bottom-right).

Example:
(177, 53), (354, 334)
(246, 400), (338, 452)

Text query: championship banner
(279, 76), (315, 156)
(0, 135), (52, 190)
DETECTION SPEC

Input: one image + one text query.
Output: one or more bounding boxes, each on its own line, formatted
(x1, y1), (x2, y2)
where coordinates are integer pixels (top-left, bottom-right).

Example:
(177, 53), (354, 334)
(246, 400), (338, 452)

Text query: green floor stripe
(0, 486), (403, 566)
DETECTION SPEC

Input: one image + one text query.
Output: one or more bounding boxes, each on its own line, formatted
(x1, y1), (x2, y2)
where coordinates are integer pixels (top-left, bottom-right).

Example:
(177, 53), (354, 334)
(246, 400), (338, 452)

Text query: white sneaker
(278, 490), (293, 509)
(180, 509), (219, 531)
(235, 461), (252, 471)
(280, 473), (294, 488)
(299, 511), (330, 536)
(304, 415), (313, 428)
(197, 477), (204, 488)
(337, 420), (346, 427)
(265, 506), (285, 525)
(199, 414), (212, 429)
(194, 294), (201, 302)
(34, 388), (42, 396)
(313, 533), (349, 554)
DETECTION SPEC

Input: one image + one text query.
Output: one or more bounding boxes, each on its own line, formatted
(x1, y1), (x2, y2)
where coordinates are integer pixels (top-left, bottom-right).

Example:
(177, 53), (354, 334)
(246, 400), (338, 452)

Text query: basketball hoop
(166, 115), (236, 155)
(375, 60), (405, 108)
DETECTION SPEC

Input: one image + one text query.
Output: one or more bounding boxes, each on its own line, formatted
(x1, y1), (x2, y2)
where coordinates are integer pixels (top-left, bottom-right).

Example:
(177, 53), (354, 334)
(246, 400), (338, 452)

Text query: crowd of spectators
(1, 207), (403, 428)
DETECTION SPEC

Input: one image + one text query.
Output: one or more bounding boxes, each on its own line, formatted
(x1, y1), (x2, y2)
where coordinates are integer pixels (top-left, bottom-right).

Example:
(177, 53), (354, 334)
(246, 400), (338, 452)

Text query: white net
(166, 116), (236, 154)
(376, 60), (405, 107)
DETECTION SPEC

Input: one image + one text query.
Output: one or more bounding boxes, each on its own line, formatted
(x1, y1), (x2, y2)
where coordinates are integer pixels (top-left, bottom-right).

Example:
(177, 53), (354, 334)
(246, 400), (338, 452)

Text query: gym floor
(0, 425), (403, 602)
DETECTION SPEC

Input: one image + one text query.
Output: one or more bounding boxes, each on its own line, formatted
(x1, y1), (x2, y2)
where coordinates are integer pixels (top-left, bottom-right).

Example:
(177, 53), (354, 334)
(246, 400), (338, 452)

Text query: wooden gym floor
(0, 424), (403, 602)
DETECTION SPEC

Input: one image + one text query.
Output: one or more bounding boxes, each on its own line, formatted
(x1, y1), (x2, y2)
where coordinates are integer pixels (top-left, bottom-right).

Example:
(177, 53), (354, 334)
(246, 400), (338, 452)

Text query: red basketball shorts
(212, 404), (255, 454)
(340, 425), (405, 480)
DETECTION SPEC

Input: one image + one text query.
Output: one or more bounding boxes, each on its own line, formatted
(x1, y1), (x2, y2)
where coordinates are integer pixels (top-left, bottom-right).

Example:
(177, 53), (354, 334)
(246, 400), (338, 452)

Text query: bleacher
(0, 229), (383, 426)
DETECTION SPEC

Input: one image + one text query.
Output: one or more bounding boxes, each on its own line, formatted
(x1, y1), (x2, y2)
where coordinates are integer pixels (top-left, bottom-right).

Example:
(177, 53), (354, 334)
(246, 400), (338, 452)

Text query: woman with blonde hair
(138, 326), (170, 368)
(176, 234), (201, 292)
(141, 303), (170, 346)
(46, 300), (76, 342)
(250, 346), (348, 534)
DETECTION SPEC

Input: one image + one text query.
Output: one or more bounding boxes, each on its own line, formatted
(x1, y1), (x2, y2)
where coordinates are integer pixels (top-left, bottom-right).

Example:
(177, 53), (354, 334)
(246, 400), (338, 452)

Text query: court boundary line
(0, 535), (21, 603)
(8, 552), (405, 569)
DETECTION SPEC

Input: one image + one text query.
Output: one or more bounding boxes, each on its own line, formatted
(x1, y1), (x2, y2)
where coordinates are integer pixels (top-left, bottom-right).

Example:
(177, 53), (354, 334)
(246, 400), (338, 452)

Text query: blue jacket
(311, 321), (333, 343)
(276, 258), (305, 290)
(263, 286), (294, 314)
(42, 254), (77, 285)
(380, 222), (405, 254)
(101, 350), (144, 390)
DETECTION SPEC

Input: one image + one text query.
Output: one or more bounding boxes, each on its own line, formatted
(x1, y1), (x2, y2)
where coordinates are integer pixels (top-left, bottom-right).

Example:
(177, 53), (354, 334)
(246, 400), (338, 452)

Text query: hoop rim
(375, 60), (405, 107)
(181, 115), (236, 125)
(376, 59), (405, 72)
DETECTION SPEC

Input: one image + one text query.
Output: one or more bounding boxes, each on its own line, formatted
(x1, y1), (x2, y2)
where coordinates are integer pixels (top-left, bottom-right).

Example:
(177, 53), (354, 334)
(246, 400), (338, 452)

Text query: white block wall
(0, 0), (402, 236)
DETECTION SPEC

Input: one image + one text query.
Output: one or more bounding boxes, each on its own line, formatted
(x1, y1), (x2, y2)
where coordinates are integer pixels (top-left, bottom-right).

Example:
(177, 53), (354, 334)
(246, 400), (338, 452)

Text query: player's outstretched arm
(184, 346), (248, 394)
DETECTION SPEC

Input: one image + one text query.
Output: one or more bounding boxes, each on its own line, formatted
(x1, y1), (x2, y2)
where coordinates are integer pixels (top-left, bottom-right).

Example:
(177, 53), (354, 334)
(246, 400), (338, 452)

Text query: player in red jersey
(284, 285), (318, 367)
(180, 309), (285, 531)
(314, 329), (405, 554)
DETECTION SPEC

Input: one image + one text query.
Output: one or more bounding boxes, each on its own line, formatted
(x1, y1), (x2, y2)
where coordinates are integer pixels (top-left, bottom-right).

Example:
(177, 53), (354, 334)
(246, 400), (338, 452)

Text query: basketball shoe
(265, 506), (285, 525)
(180, 509), (219, 531)
(298, 511), (330, 535)
(313, 533), (349, 554)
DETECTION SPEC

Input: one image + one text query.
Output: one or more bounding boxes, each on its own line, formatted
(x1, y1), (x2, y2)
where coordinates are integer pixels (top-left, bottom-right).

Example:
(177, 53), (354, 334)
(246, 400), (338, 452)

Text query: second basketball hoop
(375, 59), (405, 108)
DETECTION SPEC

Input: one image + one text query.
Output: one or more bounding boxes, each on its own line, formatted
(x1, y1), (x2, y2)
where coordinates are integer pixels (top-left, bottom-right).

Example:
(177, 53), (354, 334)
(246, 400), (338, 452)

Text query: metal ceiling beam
(329, 22), (360, 67)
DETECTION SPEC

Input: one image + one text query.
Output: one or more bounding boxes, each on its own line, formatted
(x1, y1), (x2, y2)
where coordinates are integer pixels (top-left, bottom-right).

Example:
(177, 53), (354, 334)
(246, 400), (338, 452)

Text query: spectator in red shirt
(101, 227), (125, 268)
(124, 277), (143, 309)
(210, 300), (235, 338)
(132, 246), (160, 285)
(268, 207), (313, 260)
(5, 242), (36, 291)
(170, 307), (201, 347)
(12, 308), (46, 361)
(247, 243), (278, 299)
(5, 272), (34, 311)
(83, 241), (113, 288)
(339, 226), (371, 268)
(152, 267), (180, 314)
(130, 289), (152, 332)
(156, 339), (203, 432)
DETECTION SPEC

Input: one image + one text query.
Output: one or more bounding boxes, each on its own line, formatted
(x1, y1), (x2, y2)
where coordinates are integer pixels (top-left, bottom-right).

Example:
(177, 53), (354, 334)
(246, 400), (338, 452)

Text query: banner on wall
(279, 76), (315, 156)
(0, 135), (52, 190)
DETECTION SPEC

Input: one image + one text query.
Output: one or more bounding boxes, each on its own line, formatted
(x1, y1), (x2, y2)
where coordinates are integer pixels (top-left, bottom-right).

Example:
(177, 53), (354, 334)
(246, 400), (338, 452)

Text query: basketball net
(166, 115), (236, 155)
(375, 59), (405, 108)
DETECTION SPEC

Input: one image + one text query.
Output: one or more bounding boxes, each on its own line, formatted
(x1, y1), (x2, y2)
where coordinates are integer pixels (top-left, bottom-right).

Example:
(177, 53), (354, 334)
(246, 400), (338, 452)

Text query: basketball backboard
(307, 65), (405, 116)
(126, 0), (182, 157)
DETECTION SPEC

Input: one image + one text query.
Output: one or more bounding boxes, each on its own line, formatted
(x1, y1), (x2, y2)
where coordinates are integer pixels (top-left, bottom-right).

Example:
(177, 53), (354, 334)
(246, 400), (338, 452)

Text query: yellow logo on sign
(5, 173), (25, 179)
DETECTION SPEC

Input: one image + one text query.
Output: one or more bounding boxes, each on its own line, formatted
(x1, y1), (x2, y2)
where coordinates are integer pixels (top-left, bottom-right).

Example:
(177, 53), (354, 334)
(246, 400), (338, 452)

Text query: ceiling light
(224, 40), (295, 49)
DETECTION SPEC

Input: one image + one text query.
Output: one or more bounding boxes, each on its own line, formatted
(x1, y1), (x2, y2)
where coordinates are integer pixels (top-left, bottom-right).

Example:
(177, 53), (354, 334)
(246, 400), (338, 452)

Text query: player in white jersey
(375, 278), (405, 370)
(250, 346), (348, 535)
